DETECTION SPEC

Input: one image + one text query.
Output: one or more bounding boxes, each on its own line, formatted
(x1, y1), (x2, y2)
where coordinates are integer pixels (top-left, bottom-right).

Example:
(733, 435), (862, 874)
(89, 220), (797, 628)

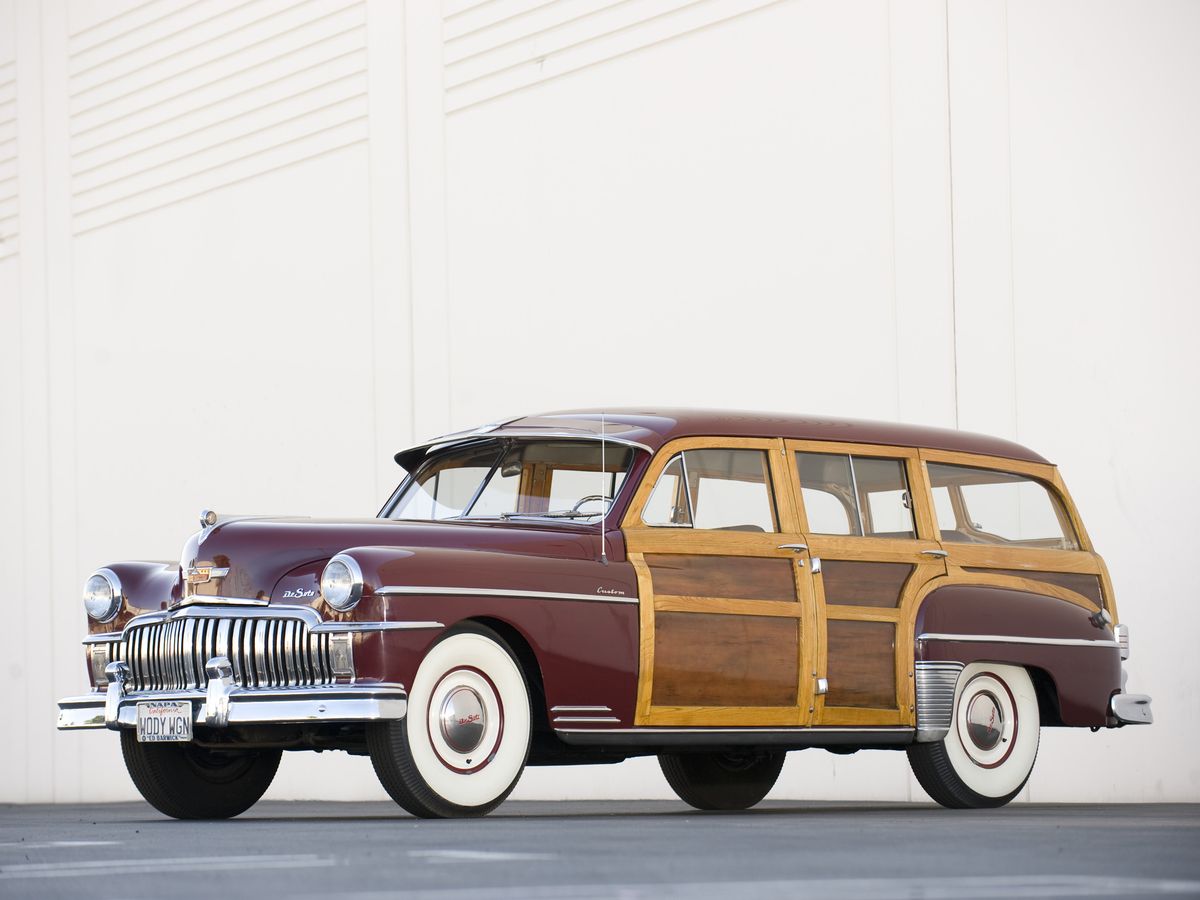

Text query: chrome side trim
(556, 726), (911, 734)
(550, 705), (613, 713)
(374, 585), (639, 604)
(310, 621), (445, 633)
(57, 683), (409, 730)
(914, 661), (963, 743)
(917, 632), (1120, 648)
(552, 716), (621, 724)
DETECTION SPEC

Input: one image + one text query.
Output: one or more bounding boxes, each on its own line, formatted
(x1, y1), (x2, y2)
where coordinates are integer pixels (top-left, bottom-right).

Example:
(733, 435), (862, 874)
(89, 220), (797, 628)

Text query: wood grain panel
(962, 567), (1103, 607)
(820, 560), (913, 608)
(647, 554), (796, 602)
(652, 613), (799, 707)
(826, 620), (897, 709)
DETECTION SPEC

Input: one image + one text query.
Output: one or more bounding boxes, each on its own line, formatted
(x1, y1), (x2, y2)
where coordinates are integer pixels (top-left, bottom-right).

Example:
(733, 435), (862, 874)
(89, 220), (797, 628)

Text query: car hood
(176, 516), (607, 607)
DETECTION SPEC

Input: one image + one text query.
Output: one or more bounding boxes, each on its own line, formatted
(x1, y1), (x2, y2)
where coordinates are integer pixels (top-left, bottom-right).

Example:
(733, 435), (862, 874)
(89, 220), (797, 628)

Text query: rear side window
(926, 463), (1079, 550)
(795, 452), (916, 539)
(642, 449), (777, 532)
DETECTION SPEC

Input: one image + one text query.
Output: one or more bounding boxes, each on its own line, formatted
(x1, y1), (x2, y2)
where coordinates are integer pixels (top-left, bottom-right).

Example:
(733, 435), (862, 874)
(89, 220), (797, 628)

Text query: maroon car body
(57, 409), (1152, 817)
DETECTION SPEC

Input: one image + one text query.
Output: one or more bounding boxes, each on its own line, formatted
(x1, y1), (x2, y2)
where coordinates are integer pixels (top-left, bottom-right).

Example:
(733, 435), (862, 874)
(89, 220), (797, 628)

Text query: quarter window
(796, 452), (916, 539)
(642, 448), (777, 532)
(926, 463), (1078, 549)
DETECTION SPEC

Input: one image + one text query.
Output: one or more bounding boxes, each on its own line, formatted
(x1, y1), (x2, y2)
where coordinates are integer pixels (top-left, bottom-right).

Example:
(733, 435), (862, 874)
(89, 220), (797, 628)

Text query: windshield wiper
(499, 509), (603, 520)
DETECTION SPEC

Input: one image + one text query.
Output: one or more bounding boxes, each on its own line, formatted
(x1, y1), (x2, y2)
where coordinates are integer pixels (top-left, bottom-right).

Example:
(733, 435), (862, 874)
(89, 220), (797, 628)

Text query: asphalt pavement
(1, 800), (1197, 899)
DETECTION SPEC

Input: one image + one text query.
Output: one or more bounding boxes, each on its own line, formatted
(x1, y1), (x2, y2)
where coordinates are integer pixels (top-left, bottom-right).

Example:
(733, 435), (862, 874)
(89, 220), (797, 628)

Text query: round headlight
(320, 554), (363, 611)
(83, 569), (122, 622)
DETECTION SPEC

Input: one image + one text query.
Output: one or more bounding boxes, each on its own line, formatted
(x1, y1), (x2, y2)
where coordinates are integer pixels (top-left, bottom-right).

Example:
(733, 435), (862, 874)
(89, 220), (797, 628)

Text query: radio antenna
(599, 411), (608, 566)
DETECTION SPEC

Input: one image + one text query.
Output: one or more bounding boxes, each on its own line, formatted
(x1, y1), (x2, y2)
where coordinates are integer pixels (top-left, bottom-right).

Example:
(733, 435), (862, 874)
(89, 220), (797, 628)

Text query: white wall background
(1, 0), (1196, 804)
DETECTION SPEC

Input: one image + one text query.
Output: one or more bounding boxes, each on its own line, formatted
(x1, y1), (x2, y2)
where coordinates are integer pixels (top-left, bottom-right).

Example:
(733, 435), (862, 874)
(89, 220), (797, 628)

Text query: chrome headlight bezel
(83, 568), (122, 623)
(320, 554), (363, 612)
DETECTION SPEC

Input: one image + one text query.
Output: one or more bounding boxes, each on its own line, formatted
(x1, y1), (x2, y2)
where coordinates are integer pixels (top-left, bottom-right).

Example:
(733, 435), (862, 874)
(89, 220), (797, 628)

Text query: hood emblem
(185, 565), (229, 585)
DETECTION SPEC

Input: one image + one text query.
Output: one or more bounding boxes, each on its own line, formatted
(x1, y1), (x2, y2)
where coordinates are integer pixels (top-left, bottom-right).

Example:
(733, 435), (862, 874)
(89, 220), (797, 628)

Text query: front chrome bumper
(58, 654), (407, 731)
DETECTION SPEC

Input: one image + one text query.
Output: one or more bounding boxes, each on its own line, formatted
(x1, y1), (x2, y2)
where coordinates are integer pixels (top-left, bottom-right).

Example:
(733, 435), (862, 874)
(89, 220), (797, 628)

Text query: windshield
(386, 440), (634, 522)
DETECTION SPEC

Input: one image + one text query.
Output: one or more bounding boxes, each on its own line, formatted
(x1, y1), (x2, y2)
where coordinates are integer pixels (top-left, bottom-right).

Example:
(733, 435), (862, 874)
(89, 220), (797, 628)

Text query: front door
(783, 441), (947, 727)
(622, 438), (818, 726)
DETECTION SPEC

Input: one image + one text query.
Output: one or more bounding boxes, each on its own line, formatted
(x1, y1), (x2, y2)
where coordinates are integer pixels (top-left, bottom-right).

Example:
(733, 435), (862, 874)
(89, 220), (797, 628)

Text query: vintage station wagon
(58, 410), (1152, 818)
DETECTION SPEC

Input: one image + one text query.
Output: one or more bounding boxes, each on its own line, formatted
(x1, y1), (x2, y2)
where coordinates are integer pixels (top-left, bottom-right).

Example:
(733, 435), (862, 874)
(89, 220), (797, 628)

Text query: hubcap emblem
(439, 686), (487, 754)
(966, 691), (1003, 751)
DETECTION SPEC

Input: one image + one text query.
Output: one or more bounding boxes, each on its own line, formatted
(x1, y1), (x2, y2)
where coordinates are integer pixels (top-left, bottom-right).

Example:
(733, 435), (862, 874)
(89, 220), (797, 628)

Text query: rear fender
(914, 584), (1121, 726)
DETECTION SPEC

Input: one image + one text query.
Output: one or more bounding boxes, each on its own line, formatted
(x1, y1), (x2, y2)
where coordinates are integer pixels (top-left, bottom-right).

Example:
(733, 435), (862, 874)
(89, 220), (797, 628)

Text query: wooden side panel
(651, 613), (799, 707)
(825, 620), (897, 709)
(820, 560), (914, 608)
(962, 567), (1103, 607)
(647, 554), (797, 602)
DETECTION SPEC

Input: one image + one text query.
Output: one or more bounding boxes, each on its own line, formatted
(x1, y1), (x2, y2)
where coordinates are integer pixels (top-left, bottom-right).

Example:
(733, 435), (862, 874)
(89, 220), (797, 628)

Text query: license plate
(136, 701), (193, 743)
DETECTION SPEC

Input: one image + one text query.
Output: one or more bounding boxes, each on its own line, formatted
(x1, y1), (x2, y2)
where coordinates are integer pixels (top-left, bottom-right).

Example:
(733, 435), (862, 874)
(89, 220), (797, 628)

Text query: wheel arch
(457, 616), (552, 740)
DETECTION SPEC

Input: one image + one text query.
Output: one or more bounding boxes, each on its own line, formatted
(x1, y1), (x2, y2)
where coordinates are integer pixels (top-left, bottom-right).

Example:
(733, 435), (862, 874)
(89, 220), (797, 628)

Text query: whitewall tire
(908, 662), (1040, 809)
(368, 625), (531, 818)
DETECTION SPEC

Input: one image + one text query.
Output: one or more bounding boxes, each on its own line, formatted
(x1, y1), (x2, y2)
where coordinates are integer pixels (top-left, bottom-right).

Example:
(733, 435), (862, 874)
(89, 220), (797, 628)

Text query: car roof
(397, 408), (1049, 468)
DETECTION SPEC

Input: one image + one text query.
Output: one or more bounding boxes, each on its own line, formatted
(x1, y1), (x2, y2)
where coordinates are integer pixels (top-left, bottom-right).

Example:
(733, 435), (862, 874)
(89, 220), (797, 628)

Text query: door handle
(922, 549), (949, 558)
(777, 544), (808, 552)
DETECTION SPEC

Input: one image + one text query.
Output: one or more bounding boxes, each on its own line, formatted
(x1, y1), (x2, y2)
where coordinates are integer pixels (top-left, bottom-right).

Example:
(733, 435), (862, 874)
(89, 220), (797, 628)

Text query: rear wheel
(368, 625), (531, 818)
(659, 750), (786, 810)
(120, 731), (281, 819)
(908, 662), (1040, 809)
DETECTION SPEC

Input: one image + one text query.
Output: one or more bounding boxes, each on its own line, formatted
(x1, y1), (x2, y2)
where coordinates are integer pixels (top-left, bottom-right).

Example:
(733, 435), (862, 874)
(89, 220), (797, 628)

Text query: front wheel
(120, 731), (281, 819)
(659, 750), (786, 810)
(368, 625), (531, 818)
(908, 662), (1041, 809)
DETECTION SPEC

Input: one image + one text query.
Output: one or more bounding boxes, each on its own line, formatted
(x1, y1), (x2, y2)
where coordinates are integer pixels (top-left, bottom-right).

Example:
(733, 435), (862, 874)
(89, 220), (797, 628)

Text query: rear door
(784, 441), (946, 727)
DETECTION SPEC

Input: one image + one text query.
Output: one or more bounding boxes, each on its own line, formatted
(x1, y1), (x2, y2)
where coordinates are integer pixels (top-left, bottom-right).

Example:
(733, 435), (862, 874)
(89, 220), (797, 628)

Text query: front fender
(86, 560), (179, 635)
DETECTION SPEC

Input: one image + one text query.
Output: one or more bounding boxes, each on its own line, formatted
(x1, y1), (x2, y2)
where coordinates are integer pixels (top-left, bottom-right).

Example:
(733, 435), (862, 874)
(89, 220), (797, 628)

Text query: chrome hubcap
(966, 691), (1003, 751)
(439, 686), (487, 754)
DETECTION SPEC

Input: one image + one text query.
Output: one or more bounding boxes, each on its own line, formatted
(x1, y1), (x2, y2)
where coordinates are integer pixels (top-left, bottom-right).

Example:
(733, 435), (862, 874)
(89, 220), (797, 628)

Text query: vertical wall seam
(943, 0), (960, 429)
(401, 0), (417, 444)
(885, 0), (901, 421)
(363, 0), (382, 499)
(11, 2), (29, 800)
(1002, 0), (1018, 444)
(35, 0), (55, 800)
(437, 13), (453, 428)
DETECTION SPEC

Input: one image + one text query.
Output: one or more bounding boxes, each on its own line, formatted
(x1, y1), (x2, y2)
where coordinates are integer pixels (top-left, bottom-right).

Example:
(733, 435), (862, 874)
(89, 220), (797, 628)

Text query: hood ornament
(200, 509), (218, 529)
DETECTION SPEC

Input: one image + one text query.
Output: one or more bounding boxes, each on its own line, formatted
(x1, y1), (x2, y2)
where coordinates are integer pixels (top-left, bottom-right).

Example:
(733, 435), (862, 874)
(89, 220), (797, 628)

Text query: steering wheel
(571, 494), (612, 513)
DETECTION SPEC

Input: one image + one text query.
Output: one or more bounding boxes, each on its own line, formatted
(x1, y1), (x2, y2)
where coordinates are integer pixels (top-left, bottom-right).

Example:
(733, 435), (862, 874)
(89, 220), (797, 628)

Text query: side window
(642, 448), (777, 532)
(796, 452), (916, 539)
(643, 455), (690, 526)
(926, 463), (1078, 549)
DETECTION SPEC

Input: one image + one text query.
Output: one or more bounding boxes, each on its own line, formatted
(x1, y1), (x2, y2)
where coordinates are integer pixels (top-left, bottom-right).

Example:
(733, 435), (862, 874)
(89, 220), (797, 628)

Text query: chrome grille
(104, 616), (335, 692)
(914, 661), (964, 742)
